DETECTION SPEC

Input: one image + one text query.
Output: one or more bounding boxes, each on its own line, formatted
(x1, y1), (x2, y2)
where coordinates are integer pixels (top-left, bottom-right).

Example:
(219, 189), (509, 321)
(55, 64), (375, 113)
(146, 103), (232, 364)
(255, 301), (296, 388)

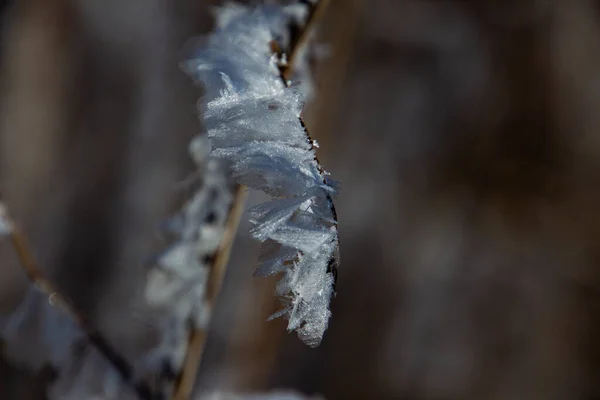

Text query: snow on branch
(185, 1), (340, 347)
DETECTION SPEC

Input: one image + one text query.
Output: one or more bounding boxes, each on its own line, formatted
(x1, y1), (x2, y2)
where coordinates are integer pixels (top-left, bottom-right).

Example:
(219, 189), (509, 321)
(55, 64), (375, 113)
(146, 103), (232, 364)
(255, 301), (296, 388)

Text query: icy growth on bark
(186, 3), (339, 347)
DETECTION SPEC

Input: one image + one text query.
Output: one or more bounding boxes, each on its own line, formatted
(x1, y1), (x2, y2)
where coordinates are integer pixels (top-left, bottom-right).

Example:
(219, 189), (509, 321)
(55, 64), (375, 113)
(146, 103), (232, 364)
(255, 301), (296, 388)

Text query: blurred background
(2, 0), (600, 398)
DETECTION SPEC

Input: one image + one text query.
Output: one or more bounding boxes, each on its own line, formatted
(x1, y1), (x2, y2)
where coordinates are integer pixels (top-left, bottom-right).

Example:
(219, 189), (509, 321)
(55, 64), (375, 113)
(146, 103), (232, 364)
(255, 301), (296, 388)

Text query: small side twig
(281, 0), (332, 82)
(171, 186), (247, 400)
(0, 202), (154, 400)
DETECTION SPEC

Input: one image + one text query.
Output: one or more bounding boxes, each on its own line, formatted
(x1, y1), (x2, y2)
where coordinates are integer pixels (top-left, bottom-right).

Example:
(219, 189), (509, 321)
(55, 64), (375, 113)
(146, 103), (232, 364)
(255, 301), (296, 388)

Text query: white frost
(186, 2), (339, 347)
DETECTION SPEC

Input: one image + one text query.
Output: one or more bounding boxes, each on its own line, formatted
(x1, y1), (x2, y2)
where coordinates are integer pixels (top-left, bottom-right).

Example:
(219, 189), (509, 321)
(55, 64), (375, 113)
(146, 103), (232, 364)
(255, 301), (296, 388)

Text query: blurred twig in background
(0, 202), (154, 400)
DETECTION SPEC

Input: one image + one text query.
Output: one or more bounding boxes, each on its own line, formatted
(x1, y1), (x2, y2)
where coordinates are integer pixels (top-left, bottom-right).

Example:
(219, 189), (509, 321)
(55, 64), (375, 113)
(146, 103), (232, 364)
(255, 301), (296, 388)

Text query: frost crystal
(186, 3), (340, 347)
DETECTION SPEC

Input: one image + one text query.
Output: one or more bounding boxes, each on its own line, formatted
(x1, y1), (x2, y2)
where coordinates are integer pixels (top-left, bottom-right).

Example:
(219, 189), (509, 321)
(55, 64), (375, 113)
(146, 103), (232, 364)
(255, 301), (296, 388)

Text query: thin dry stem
(0, 202), (155, 400)
(282, 0), (339, 260)
(206, 187), (248, 307)
(282, 0), (332, 82)
(171, 186), (247, 400)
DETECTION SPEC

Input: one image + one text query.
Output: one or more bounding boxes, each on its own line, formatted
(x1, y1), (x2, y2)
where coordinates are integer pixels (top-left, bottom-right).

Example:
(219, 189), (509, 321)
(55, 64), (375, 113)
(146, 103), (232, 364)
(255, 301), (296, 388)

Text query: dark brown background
(2, 0), (600, 399)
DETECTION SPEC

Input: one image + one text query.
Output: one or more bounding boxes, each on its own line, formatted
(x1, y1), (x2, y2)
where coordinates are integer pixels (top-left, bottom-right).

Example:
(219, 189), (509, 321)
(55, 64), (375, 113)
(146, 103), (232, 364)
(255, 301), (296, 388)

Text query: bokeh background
(2, 0), (600, 399)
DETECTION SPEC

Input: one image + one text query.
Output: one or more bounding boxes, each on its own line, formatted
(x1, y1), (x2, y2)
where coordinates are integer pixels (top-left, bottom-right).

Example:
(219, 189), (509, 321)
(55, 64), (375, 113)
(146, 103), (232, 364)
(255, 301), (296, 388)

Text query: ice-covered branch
(185, 1), (340, 347)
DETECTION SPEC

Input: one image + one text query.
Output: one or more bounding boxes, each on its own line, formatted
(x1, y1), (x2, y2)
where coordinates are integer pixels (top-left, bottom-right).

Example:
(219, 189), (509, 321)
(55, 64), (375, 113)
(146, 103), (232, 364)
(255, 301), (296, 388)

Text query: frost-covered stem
(173, 2), (335, 392)
(280, 0), (331, 82)
(276, 0), (334, 155)
(277, 0), (339, 282)
(171, 186), (247, 400)
(276, 0), (335, 186)
(0, 203), (154, 400)
(191, 0), (341, 346)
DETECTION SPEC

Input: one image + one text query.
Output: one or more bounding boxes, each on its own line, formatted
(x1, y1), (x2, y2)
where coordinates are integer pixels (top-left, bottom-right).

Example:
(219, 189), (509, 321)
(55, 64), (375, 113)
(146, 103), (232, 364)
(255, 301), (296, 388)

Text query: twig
(276, 0), (335, 172)
(278, 0), (339, 283)
(206, 187), (248, 308)
(171, 186), (247, 400)
(281, 0), (332, 82)
(0, 202), (155, 400)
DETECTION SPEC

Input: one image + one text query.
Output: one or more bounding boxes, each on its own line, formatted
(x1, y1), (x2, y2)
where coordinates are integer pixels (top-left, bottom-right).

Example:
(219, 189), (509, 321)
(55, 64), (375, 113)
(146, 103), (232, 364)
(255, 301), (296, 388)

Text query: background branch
(0, 202), (155, 400)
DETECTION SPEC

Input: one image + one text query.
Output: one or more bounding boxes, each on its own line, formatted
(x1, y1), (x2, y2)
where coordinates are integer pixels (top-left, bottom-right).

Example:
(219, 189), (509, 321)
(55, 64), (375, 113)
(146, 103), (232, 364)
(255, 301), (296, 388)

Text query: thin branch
(171, 186), (247, 400)
(276, 0), (335, 173)
(270, 0), (338, 233)
(281, 0), (332, 82)
(206, 187), (248, 308)
(0, 202), (155, 400)
(277, 0), (339, 283)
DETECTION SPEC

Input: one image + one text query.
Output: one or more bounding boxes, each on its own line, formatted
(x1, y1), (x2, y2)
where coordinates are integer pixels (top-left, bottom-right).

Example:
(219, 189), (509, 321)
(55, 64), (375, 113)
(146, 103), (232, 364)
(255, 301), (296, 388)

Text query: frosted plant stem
(172, 2), (334, 393)
(277, 0), (339, 284)
(0, 202), (154, 400)
(190, 0), (341, 346)
(171, 186), (247, 400)
(280, 0), (331, 83)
